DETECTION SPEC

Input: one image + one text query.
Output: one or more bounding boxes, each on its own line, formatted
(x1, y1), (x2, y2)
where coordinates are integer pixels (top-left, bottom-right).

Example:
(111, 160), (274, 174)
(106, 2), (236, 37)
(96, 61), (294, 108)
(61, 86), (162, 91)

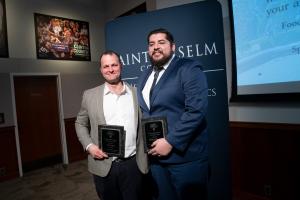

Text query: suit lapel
(127, 83), (138, 130)
(150, 56), (179, 105)
(97, 85), (106, 124)
(138, 69), (152, 112)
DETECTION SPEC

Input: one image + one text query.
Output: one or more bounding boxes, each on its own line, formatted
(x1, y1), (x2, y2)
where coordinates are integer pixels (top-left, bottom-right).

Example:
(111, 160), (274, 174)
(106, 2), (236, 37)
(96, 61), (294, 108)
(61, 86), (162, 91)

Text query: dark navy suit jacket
(137, 56), (209, 164)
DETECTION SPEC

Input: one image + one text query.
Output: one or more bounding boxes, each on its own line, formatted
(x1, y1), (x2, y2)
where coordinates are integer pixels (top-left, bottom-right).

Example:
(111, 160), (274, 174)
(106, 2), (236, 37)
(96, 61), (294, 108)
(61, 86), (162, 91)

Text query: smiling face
(100, 53), (122, 85)
(148, 32), (175, 68)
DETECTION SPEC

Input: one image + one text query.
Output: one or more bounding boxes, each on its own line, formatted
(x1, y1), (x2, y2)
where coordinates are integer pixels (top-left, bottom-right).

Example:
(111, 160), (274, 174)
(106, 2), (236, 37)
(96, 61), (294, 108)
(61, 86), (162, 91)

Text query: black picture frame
(142, 117), (167, 153)
(0, 0), (9, 58)
(98, 125), (125, 158)
(34, 13), (91, 61)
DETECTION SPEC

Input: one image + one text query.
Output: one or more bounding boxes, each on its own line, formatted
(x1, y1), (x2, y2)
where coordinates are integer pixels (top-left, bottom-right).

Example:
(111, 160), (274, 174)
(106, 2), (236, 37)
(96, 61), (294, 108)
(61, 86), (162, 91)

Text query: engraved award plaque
(98, 125), (125, 157)
(142, 117), (167, 152)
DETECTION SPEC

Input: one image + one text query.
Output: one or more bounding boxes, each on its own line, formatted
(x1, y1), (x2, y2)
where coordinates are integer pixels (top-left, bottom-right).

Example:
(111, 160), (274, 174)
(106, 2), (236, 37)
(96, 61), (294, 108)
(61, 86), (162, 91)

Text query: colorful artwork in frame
(34, 13), (91, 61)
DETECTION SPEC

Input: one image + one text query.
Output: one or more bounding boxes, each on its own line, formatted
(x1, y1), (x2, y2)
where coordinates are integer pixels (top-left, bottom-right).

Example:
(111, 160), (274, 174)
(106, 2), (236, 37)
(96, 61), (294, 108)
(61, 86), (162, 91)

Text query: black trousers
(93, 157), (144, 200)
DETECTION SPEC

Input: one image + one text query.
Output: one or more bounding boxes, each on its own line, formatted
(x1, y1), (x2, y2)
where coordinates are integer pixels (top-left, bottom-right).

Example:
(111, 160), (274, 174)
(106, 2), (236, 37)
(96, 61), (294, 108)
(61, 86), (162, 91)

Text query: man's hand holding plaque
(98, 125), (125, 158)
(142, 117), (167, 152)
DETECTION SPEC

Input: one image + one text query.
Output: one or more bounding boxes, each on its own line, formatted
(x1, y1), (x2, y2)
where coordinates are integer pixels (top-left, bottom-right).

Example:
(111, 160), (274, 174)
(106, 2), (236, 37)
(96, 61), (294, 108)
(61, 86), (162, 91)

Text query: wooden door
(14, 76), (62, 172)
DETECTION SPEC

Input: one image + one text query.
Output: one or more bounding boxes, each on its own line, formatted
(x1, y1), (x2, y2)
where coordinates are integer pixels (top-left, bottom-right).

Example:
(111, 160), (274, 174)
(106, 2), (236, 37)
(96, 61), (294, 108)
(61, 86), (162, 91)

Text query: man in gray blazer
(75, 50), (148, 200)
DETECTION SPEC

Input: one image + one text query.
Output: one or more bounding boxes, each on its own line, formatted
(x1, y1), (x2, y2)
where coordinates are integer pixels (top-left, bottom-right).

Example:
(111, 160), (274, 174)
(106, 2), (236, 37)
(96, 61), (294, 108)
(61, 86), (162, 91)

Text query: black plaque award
(98, 125), (125, 157)
(142, 117), (167, 152)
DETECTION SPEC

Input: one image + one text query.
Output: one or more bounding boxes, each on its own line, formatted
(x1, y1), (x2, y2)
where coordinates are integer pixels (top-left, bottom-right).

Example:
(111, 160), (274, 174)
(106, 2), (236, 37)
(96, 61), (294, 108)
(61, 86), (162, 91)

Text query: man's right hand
(87, 144), (108, 159)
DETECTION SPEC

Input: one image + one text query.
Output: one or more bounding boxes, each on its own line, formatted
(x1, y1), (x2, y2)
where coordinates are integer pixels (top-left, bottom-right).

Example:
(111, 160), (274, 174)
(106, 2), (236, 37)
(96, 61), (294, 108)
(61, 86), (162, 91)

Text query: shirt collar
(104, 82), (129, 96)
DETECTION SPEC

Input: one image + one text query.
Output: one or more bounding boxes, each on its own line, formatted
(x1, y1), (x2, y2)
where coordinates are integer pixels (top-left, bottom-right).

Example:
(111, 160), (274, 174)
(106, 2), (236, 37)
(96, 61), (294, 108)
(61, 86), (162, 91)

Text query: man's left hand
(148, 138), (172, 157)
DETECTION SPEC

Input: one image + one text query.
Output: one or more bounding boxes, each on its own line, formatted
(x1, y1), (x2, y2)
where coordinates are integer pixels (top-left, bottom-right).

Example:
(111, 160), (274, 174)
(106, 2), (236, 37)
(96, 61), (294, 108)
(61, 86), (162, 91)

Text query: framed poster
(0, 0), (8, 57)
(34, 13), (91, 61)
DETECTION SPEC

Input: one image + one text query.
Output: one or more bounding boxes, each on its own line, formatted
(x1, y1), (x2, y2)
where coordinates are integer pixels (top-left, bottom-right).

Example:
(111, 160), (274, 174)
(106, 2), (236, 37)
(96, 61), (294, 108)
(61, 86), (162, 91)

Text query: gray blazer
(75, 83), (148, 177)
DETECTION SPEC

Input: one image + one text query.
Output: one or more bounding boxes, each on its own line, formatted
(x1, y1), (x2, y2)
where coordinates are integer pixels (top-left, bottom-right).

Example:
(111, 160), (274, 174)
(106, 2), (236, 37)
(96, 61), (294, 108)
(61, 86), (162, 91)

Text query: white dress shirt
(102, 83), (136, 158)
(142, 54), (175, 109)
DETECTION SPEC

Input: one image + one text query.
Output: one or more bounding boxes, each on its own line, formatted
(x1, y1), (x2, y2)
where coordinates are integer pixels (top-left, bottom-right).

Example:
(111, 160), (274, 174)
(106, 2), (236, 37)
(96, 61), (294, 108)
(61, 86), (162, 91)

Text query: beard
(104, 76), (121, 85)
(149, 51), (173, 68)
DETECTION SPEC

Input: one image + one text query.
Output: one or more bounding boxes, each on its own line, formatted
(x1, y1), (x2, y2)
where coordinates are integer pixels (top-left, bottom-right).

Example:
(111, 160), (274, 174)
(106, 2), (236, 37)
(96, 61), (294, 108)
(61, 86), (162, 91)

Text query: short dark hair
(147, 28), (174, 44)
(99, 50), (121, 65)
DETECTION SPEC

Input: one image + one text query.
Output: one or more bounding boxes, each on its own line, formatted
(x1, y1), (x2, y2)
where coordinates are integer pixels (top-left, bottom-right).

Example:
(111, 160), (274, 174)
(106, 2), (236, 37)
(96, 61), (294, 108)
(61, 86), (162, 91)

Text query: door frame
(10, 73), (69, 177)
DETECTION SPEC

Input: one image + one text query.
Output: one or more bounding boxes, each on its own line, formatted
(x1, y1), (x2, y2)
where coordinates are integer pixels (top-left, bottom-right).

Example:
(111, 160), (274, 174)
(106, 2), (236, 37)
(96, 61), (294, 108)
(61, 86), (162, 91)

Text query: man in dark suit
(75, 50), (148, 200)
(138, 28), (209, 200)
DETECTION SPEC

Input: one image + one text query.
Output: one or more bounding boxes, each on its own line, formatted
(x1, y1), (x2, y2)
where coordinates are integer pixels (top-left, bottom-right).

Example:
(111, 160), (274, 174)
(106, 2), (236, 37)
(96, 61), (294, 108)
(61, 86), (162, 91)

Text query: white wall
(0, 0), (106, 126)
(6, 0), (105, 61)
(155, 0), (205, 9)
(103, 0), (145, 21)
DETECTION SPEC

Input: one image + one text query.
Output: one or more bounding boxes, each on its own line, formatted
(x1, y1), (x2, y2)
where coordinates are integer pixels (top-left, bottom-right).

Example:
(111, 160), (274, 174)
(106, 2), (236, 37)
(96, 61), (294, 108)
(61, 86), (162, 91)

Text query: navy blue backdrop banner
(105, 1), (230, 200)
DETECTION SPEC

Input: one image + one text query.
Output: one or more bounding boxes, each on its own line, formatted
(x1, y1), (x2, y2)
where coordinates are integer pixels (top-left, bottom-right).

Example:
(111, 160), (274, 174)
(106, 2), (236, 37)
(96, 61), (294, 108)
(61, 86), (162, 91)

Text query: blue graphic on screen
(233, 0), (300, 88)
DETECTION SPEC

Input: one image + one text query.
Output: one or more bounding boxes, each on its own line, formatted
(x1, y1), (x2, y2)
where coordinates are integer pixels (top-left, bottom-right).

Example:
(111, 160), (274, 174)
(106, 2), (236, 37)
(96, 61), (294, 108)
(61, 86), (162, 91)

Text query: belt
(113, 155), (135, 163)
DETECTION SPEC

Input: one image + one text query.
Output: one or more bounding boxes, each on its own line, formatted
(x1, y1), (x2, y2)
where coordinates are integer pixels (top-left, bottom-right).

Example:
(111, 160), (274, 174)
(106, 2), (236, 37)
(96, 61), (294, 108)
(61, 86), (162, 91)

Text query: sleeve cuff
(85, 143), (93, 151)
